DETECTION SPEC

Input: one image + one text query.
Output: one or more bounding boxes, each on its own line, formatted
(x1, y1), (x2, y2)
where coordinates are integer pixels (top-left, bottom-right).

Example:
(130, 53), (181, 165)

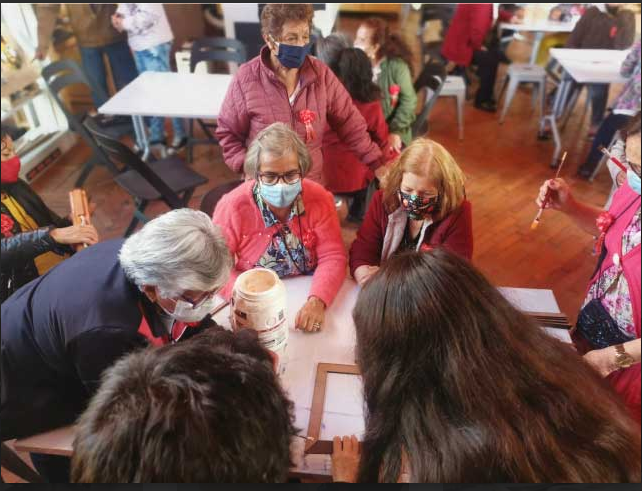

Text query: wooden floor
(3, 8), (622, 484)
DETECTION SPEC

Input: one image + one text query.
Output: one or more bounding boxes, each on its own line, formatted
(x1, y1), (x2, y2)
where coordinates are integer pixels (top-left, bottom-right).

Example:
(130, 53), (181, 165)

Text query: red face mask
(1, 155), (21, 183)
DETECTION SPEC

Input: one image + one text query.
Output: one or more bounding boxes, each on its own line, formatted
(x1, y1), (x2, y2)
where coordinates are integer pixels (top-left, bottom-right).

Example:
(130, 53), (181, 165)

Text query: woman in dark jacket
(1, 126), (99, 302)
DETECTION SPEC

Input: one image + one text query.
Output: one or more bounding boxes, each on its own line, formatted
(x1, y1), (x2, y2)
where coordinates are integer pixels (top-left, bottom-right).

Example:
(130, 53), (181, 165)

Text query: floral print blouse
(252, 184), (315, 278)
(583, 208), (641, 339)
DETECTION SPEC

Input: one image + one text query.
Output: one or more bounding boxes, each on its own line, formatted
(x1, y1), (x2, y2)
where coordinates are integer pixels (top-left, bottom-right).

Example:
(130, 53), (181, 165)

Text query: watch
(614, 344), (635, 369)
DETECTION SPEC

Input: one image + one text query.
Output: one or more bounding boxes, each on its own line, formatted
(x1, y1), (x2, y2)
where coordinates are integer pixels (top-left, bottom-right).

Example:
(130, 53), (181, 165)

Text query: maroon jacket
(322, 99), (391, 194)
(441, 4), (493, 66)
(215, 47), (383, 184)
(349, 190), (473, 276)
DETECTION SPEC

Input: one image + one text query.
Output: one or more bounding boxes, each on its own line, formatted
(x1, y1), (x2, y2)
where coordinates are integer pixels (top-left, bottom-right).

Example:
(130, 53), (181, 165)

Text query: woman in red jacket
(349, 138), (473, 286)
(322, 47), (392, 222)
(215, 4), (385, 186)
(441, 3), (499, 112)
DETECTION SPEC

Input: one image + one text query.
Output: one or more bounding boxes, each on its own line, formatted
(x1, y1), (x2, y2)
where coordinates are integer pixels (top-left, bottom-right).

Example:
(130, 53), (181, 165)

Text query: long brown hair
(362, 17), (414, 76)
(354, 250), (641, 483)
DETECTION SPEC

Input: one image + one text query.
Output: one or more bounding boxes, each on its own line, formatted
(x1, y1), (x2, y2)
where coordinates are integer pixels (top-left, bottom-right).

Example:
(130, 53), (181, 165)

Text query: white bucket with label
(231, 268), (288, 359)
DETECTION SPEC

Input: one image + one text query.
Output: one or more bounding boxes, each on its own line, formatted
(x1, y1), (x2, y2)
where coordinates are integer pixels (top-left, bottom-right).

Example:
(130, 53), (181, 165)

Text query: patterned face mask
(398, 190), (440, 220)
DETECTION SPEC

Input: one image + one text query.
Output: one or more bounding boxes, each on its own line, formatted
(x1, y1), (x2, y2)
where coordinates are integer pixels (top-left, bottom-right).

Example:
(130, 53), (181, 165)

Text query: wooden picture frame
(304, 363), (361, 455)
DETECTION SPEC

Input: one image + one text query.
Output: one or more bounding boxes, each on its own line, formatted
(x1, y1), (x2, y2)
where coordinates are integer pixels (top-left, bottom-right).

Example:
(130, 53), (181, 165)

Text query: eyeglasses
(178, 289), (218, 308)
(258, 170), (302, 186)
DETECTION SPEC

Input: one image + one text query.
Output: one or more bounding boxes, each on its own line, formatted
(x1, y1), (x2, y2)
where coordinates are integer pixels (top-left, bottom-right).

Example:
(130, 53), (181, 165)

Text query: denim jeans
(79, 39), (138, 108)
(582, 112), (632, 170)
(133, 41), (186, 143)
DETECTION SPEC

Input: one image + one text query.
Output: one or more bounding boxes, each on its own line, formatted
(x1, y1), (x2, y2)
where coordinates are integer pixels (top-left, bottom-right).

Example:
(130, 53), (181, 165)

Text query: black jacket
(1, 179), (73, 302)
(1, 239), (217, 441)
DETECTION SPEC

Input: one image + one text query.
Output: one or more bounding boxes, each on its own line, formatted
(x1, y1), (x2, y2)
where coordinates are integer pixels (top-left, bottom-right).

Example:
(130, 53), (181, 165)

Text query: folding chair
(186, 38), (248, 163)
(84, 118), (208, 236)
(41, 59), (133, 187)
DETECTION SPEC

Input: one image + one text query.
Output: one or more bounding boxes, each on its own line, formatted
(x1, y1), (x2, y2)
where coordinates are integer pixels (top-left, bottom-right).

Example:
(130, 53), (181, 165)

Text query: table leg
(132, 115), (150, 161)
(549, 77), (572, 167)
(529, 31), (544, 65)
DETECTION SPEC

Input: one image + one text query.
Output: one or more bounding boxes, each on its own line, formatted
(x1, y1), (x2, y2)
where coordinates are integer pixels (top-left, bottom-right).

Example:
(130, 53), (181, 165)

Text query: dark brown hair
(71, 328), (297, 483)
(362, 17), (414, 75)
(260, 3), (314, 40)
(353, 249), (641, 483)
(336, 48), (382, 103)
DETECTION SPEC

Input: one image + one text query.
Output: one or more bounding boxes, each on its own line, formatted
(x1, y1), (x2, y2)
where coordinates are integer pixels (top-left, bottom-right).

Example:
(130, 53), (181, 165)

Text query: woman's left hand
(388, 133), (402, 154)
(583, 346), (618, 377)
(295, 296), (325, 332)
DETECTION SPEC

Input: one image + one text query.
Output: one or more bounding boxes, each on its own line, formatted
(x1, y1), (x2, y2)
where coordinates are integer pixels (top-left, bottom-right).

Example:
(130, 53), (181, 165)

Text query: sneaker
(149, 140), (167, 158)
(576, 165), (593, 180)
(168, 136), (188, 154)
(474, 100), (497, 113)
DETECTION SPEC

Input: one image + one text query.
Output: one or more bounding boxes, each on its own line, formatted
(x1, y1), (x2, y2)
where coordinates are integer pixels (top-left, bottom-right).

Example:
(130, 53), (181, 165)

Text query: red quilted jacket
(215, 47), (383, 184)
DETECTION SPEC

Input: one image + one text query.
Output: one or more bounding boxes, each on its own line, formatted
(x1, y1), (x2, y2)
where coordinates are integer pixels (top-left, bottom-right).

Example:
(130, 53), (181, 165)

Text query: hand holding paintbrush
(532, 151), (567, 230)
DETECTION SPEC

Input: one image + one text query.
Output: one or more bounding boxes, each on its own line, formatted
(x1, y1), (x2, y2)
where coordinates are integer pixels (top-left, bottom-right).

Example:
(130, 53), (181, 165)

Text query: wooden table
(98, 71), (232, 161)
(12, 276), (571, 479)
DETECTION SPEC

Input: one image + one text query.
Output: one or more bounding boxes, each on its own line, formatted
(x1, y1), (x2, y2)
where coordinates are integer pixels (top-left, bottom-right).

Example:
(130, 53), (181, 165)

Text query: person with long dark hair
(332, 250), (641, 483)
(322, 47), (391, 222)
(354, 17), (417, 154)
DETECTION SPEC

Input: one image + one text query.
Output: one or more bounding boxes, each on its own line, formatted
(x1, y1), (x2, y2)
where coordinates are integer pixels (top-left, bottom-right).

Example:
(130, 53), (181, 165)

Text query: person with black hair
(333, 250), (641, 482)
(0, 126), (99, 303)
(354, 17), (417, 152)
(71, 328), (297, 482)
(322, 47), (391, 222)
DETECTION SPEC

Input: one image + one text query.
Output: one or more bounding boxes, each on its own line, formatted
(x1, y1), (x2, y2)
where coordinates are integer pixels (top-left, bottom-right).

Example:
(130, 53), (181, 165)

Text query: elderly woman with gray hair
(1, 208), (231, 481)
(213, 122), (346, 332)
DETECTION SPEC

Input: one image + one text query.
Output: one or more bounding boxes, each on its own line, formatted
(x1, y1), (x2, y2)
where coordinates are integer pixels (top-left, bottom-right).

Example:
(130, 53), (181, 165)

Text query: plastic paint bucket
(231, 268), (288, 358)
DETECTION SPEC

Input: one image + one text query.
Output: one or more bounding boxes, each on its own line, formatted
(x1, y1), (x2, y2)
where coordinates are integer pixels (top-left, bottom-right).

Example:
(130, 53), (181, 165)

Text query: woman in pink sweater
(213, 123), (346, 332)
(215, 4), (385, 186)
(536, 115), (641, 423)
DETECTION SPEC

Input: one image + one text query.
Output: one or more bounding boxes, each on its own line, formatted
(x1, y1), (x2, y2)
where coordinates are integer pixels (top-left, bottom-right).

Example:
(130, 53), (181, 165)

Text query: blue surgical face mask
(260, 180), (302, 208)
(627, 169), (641, 195)
(270, 35), (311, 69)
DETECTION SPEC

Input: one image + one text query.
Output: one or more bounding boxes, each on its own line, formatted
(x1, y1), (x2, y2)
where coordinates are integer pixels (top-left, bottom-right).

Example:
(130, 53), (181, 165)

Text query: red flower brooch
(298, 109), (316, 143)
(389, 84), (401, 108)
(594, 211), (614, 256)
(1, 213), (15, 237)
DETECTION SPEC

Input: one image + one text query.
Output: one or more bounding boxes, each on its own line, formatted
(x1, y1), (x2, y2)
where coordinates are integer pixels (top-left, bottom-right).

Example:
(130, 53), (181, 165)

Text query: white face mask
(161, 295), (219, 323)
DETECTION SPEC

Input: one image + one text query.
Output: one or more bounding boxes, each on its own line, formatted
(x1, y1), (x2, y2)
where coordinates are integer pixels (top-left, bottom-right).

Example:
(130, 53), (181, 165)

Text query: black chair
(1, 442), (45, 483)
(200, 180), (243, 217)
(41, 59), (133, 187)
(84, 117), (208, 236)
(413, 63), (447, 137)
(186, 37), (248, 163)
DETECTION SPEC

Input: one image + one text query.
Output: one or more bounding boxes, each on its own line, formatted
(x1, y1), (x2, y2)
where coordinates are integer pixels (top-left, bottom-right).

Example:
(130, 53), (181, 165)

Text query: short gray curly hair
(243, 122), (311, 178)
(119, 208), (232, 298)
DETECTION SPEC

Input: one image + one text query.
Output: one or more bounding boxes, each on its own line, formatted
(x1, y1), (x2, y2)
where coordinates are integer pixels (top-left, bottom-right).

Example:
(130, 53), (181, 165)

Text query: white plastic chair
(438, 75), (465, 140)
(497, 64), (547, 124)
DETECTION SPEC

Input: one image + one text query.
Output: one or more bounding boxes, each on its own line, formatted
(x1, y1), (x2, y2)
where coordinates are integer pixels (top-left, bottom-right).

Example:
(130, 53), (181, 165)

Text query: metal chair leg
(187, 119), (195, 164)
(181, 189), (195, 207)
(124, 199), (149, 237)
(1, 442), (45, 483)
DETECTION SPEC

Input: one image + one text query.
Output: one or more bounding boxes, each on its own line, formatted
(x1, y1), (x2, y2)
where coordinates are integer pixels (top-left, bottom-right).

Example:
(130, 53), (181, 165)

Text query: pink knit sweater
(212, 179), (347, 307)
